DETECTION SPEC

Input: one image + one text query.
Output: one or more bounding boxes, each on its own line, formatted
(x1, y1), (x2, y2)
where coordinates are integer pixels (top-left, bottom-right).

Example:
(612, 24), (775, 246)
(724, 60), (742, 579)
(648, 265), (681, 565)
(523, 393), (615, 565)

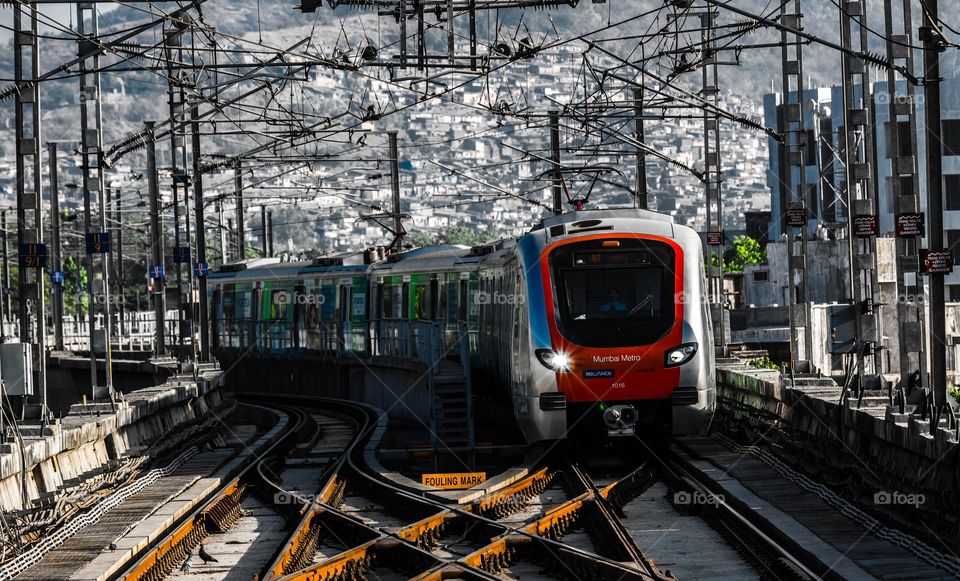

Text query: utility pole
(173, 177), (184, 353)
(145, 121), (166, 356)
(218, 200), (226, 264)
(633, 88), (648, 210)
(261, 206), (268, 257)
(234, 159), (245, 261)
(0, 211), (4, 333)
(14, 0), (47, 411)
(165, 24), (187, 358)
(1, 211), (10, 332)
(48, 143), (64, 351)
(701, 8), (726, 356)
(884, 0), (926, 409)
(191, 103), (210, 362)
(182, 152), (196, 364)
(549, 110), (563, 215)
(267, 211), (274, 258)
(106, 187), (116, 338)
(116, 190), (125, 337)
(839, 0), (883, 397)
(228, 217), (235, 260)
(388, 131), (405, 249)
(779, 0), (811, 373)
(921, 0), (949, 425)
(78, 0), (112, 398)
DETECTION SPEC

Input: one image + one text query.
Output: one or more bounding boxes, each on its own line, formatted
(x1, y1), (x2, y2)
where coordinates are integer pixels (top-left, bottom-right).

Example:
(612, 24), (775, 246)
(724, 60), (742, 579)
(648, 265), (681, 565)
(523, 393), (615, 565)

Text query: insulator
(863, 50), (894, 71)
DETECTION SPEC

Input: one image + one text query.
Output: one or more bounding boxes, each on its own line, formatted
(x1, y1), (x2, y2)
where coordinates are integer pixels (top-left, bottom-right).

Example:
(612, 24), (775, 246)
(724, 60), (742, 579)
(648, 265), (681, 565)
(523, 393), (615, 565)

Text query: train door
(339, 279), (351, 354)
(293, 283), (306, 349)
(251, 283), (262, 351)
(210, 288), (222, 350)
(371, 280), (383, 353)
(459, 276), (468, 322)
(350, 276), (367, 354)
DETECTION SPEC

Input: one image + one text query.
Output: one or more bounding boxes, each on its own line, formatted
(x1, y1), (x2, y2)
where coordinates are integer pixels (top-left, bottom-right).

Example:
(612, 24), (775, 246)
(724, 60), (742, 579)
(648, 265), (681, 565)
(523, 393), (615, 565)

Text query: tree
(722, 235), (766, 273)
(408, 225), (496, 248)
(62, 256), (88, 317)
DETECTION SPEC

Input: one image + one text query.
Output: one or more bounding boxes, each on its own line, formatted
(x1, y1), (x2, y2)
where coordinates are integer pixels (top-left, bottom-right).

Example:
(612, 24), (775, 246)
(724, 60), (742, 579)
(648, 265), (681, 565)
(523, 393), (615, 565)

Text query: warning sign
(853, 215), (878, 238)
(920, 250), (954, 275)
(896, 213), (925, 238)
(786, 207), (807, 227)
(421, 472), (487, 490)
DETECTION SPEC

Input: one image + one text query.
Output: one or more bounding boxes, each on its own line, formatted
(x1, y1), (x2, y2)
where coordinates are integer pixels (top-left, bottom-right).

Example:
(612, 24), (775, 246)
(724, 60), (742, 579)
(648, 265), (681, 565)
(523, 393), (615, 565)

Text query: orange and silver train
(208, 209), (716, 442)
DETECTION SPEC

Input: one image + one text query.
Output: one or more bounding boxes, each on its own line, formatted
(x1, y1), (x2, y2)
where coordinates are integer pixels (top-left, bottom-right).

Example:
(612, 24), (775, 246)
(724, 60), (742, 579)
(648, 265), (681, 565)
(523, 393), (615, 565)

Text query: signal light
(601, 240), (620, 247)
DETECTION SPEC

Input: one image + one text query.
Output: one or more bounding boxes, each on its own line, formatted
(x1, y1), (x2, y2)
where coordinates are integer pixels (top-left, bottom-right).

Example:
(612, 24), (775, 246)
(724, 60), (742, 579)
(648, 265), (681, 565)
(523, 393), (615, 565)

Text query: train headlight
(665, 343), (698, 367)
(536, 349), (572, 372)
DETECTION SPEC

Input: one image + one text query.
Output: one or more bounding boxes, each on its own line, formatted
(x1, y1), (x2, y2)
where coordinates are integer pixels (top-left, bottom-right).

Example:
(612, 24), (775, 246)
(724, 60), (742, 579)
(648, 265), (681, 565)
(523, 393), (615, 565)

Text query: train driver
(600, 287), (628, 315)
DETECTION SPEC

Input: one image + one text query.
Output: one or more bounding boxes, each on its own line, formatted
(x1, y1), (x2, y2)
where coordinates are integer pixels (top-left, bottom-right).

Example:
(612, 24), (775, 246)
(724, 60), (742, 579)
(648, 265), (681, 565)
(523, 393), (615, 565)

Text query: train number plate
(607, 426), (635, 437)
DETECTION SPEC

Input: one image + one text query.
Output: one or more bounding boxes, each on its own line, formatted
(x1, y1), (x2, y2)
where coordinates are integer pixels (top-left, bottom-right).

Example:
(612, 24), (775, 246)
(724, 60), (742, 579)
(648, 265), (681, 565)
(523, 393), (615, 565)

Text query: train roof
(208, 209), (691, 284)
(534, 208), (678, 241)
(208, 256), (368, 282)
(368, 240), (519, 275)
(368, 244), (475, 275)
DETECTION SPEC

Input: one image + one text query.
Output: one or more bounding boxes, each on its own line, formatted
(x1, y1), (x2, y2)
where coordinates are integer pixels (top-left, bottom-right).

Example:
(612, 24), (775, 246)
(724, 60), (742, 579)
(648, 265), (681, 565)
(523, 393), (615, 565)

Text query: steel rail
(114, 402), (308, 580)
(638, 439), (820, 581)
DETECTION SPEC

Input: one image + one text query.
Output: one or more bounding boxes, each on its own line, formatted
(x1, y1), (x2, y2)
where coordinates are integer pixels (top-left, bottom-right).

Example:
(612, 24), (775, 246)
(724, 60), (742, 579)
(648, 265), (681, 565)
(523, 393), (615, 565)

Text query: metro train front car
(517, 210), (715, 443)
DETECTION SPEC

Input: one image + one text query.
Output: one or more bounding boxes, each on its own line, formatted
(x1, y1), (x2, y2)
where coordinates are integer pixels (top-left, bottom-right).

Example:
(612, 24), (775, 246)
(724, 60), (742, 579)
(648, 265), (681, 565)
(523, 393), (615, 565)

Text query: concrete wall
(0, 367), (224, 511)
(743, 238), (896, 308)
(714, 360), (959, 541)
(45, 356), (174, 417)
(217, 352), (433, 426)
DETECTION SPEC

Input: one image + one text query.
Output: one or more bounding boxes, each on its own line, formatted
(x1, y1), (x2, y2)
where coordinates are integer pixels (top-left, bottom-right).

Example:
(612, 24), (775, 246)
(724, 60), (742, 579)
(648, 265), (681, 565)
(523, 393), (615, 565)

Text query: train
(207, 209), (716, 443)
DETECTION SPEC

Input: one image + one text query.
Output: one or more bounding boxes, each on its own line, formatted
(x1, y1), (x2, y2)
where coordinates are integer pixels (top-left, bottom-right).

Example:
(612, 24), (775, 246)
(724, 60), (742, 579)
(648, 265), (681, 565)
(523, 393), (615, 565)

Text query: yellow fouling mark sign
(421, 472), (487, 490)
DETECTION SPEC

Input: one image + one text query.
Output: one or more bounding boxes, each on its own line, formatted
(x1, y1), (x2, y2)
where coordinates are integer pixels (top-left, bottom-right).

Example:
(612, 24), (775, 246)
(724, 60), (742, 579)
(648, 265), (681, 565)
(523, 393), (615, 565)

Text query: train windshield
(549, 239), (676, 347)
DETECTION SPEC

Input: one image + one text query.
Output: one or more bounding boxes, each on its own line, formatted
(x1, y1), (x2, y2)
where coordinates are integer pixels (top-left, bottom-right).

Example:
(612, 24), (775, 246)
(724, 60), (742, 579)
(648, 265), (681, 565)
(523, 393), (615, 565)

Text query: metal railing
(55, 311), (179, 353)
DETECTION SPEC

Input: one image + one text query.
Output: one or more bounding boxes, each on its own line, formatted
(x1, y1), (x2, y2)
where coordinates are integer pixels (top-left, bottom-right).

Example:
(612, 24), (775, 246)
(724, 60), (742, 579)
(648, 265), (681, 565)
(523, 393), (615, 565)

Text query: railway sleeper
(283, 518), (324, 574)
(413, 521), (446, 548)
(326, 479), (347, 509)
(139, 521), (206, 581)
(203, 483), (247, 534)
(605, 468), (658, 511)
(474, 471), (557, 519)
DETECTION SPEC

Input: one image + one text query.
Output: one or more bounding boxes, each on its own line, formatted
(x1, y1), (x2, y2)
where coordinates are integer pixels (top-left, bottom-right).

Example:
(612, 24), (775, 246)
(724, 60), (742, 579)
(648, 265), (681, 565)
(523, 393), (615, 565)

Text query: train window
(413, 283), (431, 320)
(320, 285), (337, 320)
(235, 288), (251, 319)
(459, 279), (468, 321)
(268, 289), (288, 320)
(375, 282), (385, 320)
(338, 286), (349, 322)
(447, 280), (459, 321)
(435, 278), (445, 322)
(549, 239), (676, 347)
(391, 285), (403, 318)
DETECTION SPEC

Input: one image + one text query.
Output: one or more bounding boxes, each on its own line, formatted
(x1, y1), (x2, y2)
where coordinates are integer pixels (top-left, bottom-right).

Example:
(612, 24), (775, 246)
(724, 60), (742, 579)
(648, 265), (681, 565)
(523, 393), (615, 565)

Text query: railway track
(60, 394), (952, 580)
(247, 396), (808, 581)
